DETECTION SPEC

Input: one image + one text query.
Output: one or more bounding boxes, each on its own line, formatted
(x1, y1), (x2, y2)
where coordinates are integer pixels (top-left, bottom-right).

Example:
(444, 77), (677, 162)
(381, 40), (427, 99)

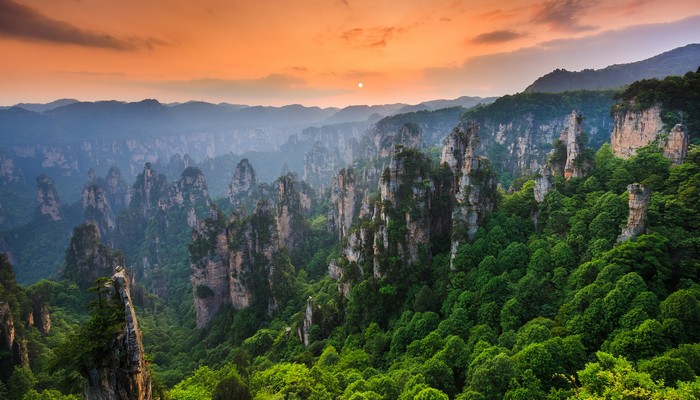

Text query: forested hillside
(1, 73), (700, 400)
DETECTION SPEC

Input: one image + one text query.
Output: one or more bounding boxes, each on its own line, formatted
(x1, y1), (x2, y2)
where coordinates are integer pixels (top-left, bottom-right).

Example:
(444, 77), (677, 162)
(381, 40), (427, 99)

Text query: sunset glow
(1, 0), (699, 107)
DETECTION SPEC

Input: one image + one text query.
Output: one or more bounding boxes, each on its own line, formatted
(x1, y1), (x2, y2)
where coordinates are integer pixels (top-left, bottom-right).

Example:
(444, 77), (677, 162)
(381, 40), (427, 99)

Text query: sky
(1, 0), (699, 107)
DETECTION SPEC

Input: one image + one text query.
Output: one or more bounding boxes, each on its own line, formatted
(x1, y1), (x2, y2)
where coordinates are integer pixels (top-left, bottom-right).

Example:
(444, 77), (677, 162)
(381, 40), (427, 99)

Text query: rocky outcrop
(663, 124), (689, 165)
(618, 184), (651, 243)
(64, 223), (124, 289)
(84, 267), (152, 400)
(83, 184), (116, 239)
(36, 174), (62, 221)
(228, 159), (257, 208)
(190, 200), (288, 327)
(364, 122), (423, 160)
(611, 105), (689, 163)
(611, 105), (664, 159)
(190, 208), (230, 329)
(441, 121), (497, 266)
(0, 154), (20, 184)
(534, 166), (553, 203)
(104, 167), (132, 213)
(159, 167), (210, 228)
(298, 296), (315, 347)
(328, 168), (362, 239)
(30, 294), (51, 336)
(130, 163), (168, 219)
(563, 110), (586, 180)
(275, 174), (307, 253)
(303, 142), (340, 190)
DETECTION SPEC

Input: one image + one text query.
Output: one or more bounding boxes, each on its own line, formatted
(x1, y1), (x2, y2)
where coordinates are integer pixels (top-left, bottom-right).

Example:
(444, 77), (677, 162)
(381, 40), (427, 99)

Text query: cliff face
(303, 142), (340, 190)
(64, 223), (124, 289)
(611, 105), (690, 164)
(275, 175), (308, 253)
(611, 105), (664, 159)
(618, 184), (651, 243)
(228, 158), (257, 208)
(104, 167), (132, 213)
(83, 184), (116, 239)
(328, 168), (361, 239)
(130, 163), (168, 219)
(190, 208), (230, 329)
(663, 124), (689, 165)
(159, 167), (210, 228)
(440, 121), (497, 265)
(36, 174), (62, 221)
(83, 267), (152, 400)
(563, 110), (586, 180)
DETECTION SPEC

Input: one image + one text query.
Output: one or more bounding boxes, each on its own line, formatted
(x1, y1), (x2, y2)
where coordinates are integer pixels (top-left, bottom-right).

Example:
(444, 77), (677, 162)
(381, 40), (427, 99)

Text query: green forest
(1, 73), (700, 400)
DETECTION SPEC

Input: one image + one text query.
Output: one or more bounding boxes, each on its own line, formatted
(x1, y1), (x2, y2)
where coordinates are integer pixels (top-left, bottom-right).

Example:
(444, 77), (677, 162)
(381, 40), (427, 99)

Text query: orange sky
(1, 0), (699, 107)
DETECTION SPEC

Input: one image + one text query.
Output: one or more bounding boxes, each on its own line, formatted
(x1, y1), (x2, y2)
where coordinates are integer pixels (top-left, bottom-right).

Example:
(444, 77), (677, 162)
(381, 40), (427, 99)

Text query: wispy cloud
(532, 0), (598, 32)
(149, 74), (350, 103)
(0, 0), (166, 50)
(470, 30), (525, 44)
(340, 26), (395, 48)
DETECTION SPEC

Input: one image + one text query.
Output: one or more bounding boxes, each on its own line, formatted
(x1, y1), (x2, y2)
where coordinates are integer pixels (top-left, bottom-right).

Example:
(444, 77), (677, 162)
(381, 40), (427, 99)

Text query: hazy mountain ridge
(525, 43), (700, 93)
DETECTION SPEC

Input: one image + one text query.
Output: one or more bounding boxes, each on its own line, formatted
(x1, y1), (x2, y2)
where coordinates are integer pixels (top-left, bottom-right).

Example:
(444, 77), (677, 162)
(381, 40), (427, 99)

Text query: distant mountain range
(525, 43), (700, 93)
(0, 96), (495, 146)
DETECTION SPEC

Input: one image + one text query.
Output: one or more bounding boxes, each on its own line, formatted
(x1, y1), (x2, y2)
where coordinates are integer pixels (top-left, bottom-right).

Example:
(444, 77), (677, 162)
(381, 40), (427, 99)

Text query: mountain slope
(525, 43), (700, 93)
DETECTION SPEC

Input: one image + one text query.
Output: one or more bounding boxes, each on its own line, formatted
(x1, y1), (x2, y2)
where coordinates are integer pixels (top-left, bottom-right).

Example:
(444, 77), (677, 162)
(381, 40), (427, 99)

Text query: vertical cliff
(440, 121), (497, 266)
(160, 167), (210, 228)
(303, 142), (340, 190)
(83, 184), (116, 239)
(104, 167), (132, 213)
(328, 168), (361, 239)
(36, 174), (62, 221)
(611, 105), (664, 158)
(663, 124), (689, 165)
(64, 223), (124, 290)
(275, 174), (307, 254)
(83, 267), (152, 400)
(228, 158), (258, 209)
(190, 207), (230, 329)
(0, 254), (30, 379)
(563, 110), (586, 180)
(374, 146), (433, 277)
(618, 184), (651, 243)
(130, 163), (168, 219)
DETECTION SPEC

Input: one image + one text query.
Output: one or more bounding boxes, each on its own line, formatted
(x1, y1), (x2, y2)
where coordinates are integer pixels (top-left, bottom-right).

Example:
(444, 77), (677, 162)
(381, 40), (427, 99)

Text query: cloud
(532, 0), (598, 32)
(340, 26), (395, 48)
(422, 15), (700, 97)
(470, 30), (524, 44)
(0, 0), (166, 50)
(148, 74), (350, 104)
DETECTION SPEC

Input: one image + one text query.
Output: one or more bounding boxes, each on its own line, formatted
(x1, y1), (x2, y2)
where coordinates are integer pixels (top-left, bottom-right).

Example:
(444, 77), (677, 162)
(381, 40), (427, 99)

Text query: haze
(1, 0), (700, 107)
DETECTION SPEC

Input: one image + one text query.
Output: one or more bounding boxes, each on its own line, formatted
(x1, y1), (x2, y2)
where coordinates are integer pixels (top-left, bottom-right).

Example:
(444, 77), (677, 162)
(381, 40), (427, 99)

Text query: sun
(358, 82), (364, 88)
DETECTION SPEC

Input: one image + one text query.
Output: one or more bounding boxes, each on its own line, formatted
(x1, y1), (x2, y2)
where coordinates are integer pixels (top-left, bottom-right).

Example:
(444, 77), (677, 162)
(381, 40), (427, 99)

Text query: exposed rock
(64, 223), (124, 290)
(190, 208), (230, 329)
(83, 267), (152, 400)
(365, 122), (423, 160)
(83, 184), (116, 239)
(36, 174), (62, 221)
(611, 105), (664, 158)
(303, 142), (340, 190)
(563, 110), (586, 180)
(534, 165), (553, 203)
(440, 121), (497, 266)
(130, 163), (168, 219)
(104, 167), (132, 213)
(298, 296), (314, 347)
(160, 167), (210, 227)
(618, 184), (651, 243)
(374, 146), (433, 277)
(228, 158), (257, 208)
(275, 174), (307, 253)
(0, 154), (20, 184)
(663, 124), (689, 165)
(30, 294), (51, 336)
(329, 168), (361, 239)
